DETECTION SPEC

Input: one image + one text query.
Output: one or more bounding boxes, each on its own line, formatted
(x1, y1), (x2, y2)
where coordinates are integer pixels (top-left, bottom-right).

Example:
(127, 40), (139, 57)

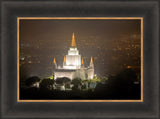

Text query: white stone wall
(54, 67), (94, 80)
(87, 68), (94, 79)
(73, 69), (86, 80)
(63, 65), (80, 69)
(68, 47), (79, 55)
(64, 47), (81, 69)
(66, 55), (81, 67)
(54, 71), (74, 80)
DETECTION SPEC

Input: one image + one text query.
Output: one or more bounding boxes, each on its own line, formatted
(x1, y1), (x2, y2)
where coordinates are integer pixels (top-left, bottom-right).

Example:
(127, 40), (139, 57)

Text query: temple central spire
(71, 32), (76, 47)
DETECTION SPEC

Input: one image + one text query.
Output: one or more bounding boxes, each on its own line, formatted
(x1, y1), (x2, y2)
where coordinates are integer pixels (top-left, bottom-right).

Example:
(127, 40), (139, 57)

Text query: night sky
(20, 19), (141, 78)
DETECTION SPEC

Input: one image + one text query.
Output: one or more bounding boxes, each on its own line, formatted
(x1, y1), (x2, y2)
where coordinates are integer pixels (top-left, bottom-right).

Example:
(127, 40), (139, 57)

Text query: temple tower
(90, 56), (94, 68)
(63, 33), (81, 69)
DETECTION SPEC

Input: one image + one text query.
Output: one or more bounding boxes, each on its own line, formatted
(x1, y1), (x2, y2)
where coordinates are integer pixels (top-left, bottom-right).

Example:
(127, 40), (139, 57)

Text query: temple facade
(53, 33), (94, 80)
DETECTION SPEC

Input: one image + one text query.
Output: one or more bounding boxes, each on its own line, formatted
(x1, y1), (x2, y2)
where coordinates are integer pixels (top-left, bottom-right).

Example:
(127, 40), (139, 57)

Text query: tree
(40, 78), (55, 90)
(107, 68), (140, 99)
(72, 78), (82, 90)
(25, 76), (41, 87)
(55, 77), (71, 85)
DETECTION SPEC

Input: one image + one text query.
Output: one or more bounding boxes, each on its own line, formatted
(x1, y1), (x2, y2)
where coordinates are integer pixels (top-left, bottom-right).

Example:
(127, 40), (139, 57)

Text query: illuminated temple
(53, 33), (94, 80)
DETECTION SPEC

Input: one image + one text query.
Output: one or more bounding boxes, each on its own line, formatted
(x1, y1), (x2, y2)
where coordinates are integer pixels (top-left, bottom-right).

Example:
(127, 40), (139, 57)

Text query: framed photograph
(18, 17), (143, 102)
(1, 0), (159, 119)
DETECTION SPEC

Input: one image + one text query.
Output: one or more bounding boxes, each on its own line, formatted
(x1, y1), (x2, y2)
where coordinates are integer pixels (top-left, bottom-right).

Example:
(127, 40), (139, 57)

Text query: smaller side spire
(63, 56), (66, 67)
(64, 56), (66, 62)
(90, 56), (93, 63)
(53, 57), (56, 64)
(90, 56), (94, 68)
(81, 57), (84, 65)
(53, 57), (57, 69)
(81, 57), (84, 68)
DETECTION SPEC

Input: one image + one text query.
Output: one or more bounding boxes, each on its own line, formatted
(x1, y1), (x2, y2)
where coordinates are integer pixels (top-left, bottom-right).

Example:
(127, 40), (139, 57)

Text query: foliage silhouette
(20, 69), (140, 100)
(25, 76), (40, 87)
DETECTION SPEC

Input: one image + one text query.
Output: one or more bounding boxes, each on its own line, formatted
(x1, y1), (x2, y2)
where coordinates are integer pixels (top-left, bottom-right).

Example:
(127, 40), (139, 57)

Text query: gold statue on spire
(81, 57), (84, 65)
(90, 56), (93, 63)
(64, 56), (66, 62)
(71, 32), (76, 47)
(53, 58), (56, 64)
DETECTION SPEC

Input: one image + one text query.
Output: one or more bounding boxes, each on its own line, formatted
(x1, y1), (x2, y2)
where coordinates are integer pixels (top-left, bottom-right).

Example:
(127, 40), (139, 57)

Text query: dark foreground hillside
(20, 69), (141, 100)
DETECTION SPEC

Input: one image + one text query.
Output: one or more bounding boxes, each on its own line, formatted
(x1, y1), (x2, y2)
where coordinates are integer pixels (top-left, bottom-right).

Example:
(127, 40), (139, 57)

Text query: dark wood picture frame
(1, 0), (159, 118)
